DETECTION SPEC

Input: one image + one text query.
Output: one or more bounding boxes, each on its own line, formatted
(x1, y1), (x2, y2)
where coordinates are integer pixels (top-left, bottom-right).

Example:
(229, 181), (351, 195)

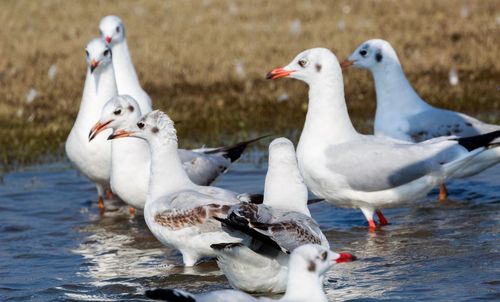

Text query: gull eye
(85, 50), (89, 57)
(113, 109), (122, 115)
(116, 26), (120, 33)
(103, 49), (110, 56)
(359, 50), (368, 57)
(320, 251), (328, 261)
(298, 58), (308, 68)
(137, 121), (145, 129)
(99, 30), (103, 37)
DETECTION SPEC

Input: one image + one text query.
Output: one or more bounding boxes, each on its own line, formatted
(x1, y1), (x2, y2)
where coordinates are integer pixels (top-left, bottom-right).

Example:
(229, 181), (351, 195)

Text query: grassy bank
(0, 0), (498, 168)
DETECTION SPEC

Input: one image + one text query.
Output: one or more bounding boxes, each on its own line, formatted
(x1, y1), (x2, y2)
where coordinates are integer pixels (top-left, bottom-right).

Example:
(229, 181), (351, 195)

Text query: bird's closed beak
(105, 36), (112, 44)
(335, 252), (356, 263)
(266, 67), (295, 80)
(340, 59), (356, 70)
(90, 59), (99, 73)
(108, 129), (132, 140)
(88, 120), (113, 141)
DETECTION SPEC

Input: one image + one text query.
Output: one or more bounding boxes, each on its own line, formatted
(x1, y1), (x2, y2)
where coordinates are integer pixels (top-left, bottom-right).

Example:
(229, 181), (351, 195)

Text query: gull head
(341, 39), (400, 71)
(85, 38), (112, 74)
(108, 110), (178, 146)
(266, 48), (341, 86)
(99, 15), (125, 45)
(291, 244), (356, 277)
(89, 95), (142, 141)
(268, 137), (297, 166)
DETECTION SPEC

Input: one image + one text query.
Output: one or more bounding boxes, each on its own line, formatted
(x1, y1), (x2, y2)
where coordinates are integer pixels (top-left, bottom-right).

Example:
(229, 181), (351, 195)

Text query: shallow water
(0, 156), (499, 301)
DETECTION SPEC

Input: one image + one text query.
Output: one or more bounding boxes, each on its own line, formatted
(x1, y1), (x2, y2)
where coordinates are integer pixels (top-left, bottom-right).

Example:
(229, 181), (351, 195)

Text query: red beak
(335, 252), (356, 263)
(340, 59), (356, 70)
(105, 36), (112, 44)
(266, 67), (295, 80)
(108, 129), (132, 140)
(89, 120), (112, 141)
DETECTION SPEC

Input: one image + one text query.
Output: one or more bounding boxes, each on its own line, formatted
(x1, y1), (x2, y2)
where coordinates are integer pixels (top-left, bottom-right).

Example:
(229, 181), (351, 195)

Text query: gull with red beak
(267, 47), (500, 231)
(341, 39), (500, 201)
(99, 15), (152, 115)
(108, 110), (267, 266)
(210, 138), (354, 294)
(146, 244), (353, 302)
(65, 38), (117, 213)
(89, 95), (266, 212)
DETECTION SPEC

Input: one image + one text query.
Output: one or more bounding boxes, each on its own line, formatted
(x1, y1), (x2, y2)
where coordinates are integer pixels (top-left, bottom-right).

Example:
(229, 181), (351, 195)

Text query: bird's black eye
(320, 251), (328, 261)
(99, 30), (103, 37)
(359, 50), (368, 57)
(116, 26), (120, 33)
(137, 122), (145, 129)
(85, 50), (89, 57)
(113, 109), (122, 115)
(103, 49), (110, 56)
(298, 58), (308, 68)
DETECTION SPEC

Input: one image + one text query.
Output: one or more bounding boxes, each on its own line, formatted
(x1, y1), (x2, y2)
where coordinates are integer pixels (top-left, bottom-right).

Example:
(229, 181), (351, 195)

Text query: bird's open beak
(340, 59), (356, 70)
(108, 129), (133, 140)
(88, 120), (113, 141)
(105, 36), (112, 44)
(335, 252), (356, 263)
(266, 67), (295, 80)
(90, 59), (99, 73)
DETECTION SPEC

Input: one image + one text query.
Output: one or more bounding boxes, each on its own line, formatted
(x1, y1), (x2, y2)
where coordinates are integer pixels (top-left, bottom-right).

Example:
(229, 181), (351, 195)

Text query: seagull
(65, 38), (117, 212)
(145, 244), (347, 302)
(89, 95), (265, 212)
(341, 39), (500, 200)
(267, 48), (500, 230)
(211, 138), (354, 294)
(108, 110), (257, 266)
(99, 15), (152, 114)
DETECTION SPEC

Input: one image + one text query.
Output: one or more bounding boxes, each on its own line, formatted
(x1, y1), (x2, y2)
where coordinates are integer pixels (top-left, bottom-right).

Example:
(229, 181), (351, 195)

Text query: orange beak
(90, 59), (99, 73)
(266, 67), (295, 80)
(88, 120), (112, 141)
(340, 59), (356, 70)
(107, 129), (132, 140)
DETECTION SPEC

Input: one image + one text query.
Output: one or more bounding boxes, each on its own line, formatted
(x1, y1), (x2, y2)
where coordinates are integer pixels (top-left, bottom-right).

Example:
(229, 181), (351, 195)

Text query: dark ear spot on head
(375, 52), (383, 62)
(128, 105), (134, 112)
(308, 260), (316, 272)
(151, 127), (159, 133)
(315, 63), (322, 72)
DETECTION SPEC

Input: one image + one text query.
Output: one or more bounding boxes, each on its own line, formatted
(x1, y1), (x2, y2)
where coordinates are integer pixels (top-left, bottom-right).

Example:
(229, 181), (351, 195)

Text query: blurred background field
(0, 0), (498, 169)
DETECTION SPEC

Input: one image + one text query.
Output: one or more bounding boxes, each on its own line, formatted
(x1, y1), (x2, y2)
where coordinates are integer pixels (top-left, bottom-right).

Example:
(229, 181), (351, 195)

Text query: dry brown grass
(0, 0), (499, 167)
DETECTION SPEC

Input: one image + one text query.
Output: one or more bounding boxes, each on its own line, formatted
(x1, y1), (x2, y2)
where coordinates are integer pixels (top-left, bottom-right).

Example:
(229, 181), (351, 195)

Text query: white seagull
(109, 110), (255, 266)
(89, 95), (265, 212)
(211, 138), (354, 294)
(341, 39), (500, 200)
(267, 48), (500, 230)
(65, 38), (117, 212)
(145, 244), (346, 302)
(99, 15), (152, 114)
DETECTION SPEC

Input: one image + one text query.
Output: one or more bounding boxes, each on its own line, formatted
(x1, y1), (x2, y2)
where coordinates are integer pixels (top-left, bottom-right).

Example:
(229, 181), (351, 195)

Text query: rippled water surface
(0, 157), (499, 301)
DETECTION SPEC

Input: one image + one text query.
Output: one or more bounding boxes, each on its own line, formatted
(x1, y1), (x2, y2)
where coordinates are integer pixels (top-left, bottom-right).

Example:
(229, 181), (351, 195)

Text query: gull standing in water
(146, 244), (347, 302)
(212, 138), (354, 294)
(99, 15), (152, 114)
(89, 95), (265, 212)
(341, 39), (500, 200)
(267, 48), (500, 230)
(109, 110), (257, 266)
(65, 38), (117, 212)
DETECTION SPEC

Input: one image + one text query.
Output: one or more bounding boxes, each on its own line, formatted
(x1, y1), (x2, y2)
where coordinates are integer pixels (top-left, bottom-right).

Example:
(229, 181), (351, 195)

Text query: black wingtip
(210, 242), (244, 250)
(455, 130), (500, 151)
(204, 135), (273, 163)
(145, 289), (196, 302)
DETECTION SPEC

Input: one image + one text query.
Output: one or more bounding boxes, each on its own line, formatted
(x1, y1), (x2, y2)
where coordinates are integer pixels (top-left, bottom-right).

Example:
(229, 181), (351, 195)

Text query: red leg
(376, 210), (389, 226)
(368, 219), (377, 231)
(98, 196), (105, 215)
(438, 184), (448, 202)
(106, 190), (114, 200)
(129, 207), (136, 216)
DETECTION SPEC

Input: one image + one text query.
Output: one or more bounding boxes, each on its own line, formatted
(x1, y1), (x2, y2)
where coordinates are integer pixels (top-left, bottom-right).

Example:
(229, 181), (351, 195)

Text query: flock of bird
(65, 15), (500, 302)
